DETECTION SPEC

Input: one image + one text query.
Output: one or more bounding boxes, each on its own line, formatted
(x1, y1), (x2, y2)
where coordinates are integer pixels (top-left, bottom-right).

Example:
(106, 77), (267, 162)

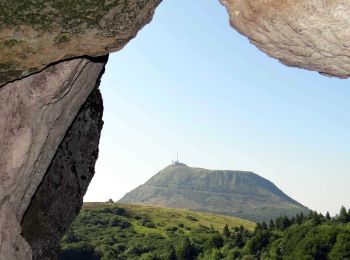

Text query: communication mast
(172, 152), (180, 165)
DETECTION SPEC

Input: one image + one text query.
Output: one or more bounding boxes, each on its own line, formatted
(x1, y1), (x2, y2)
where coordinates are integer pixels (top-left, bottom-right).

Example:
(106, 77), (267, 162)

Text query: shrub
(185, 215), (198, 221)
(145, 222), (156, 228)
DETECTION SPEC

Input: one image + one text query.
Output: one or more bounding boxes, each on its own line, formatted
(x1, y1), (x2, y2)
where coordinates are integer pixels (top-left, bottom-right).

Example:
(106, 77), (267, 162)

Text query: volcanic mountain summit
(119, 164), (309, 222)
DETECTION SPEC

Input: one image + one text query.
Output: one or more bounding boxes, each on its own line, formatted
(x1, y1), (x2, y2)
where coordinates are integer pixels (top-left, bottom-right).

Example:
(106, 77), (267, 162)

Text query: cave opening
(2, 0), (349, 259)
(83, 0), (350, 216)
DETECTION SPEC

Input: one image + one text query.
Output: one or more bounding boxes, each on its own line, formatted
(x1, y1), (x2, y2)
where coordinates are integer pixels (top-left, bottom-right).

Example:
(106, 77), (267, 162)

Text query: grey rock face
(21, 87), (104, 260)
(0, 56), (107, 259)
(220, 0), (350, 78)
(0, 2), (162, 258)
(1, 0), (349, 259)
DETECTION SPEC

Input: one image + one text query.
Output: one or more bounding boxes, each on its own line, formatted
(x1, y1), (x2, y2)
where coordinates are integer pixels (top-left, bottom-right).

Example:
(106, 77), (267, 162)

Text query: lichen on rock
(0, 0), (161, 86)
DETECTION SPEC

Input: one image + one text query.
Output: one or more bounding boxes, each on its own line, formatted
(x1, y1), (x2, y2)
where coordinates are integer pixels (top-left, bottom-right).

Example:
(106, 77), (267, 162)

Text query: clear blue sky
(84, 0), (350, 215)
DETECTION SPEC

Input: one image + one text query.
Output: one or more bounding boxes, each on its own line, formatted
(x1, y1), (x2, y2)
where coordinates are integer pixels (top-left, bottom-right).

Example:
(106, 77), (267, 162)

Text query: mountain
(119, 164), (309, 222)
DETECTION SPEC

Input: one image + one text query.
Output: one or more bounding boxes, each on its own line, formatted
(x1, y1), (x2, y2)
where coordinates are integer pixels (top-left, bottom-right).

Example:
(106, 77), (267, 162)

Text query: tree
(290, 216), (296, 226)
(255, 223), (262, 233)
(338, 206), (349, 223)
(329, 231), (350, 259)
(223, 224), (230, 237)
(107, 198), (114, 204)
(233, 232), (244, 248)
(261, 222), (268, 230)
(204, 233), (224, 251)
(175, 237), (193, 260)
(275, 216), (291, 230)
(210, 224), (215, 232)
(245, 230), (270, 257)
(325, 212), (331, 221)
(296, 212), (305, 225)
(309, 211), (322, 226)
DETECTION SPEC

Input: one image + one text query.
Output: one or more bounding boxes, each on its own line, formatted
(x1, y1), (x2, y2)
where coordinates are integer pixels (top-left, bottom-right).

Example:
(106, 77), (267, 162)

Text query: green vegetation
(119, 164), (309, 222)
(0, 61), (23, 85)
(0, 0), (146, 32)
(59, 203), (254, 260)
(60, 204), (350, 259)
(54, 34), (70, 44)
(3, 39), (20, 48)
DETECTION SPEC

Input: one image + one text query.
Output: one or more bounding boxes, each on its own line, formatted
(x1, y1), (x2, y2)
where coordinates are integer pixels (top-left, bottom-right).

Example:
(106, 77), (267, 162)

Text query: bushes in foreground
(60, 205), (350, 259)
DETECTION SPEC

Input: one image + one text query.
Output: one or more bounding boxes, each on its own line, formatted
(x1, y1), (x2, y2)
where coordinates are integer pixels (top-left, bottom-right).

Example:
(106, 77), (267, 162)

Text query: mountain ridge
(119, 164), (309, 222)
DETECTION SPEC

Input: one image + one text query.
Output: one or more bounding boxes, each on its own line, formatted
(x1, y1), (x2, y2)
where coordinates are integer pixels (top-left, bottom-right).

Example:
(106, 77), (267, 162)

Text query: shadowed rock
(0, 56), (107, 259)
(22, 87), (104, 260)
(0, 1), (162, 258)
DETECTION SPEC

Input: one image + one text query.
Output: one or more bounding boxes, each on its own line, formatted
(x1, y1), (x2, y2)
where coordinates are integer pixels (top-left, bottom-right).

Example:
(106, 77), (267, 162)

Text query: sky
(84, 0), (350, 215)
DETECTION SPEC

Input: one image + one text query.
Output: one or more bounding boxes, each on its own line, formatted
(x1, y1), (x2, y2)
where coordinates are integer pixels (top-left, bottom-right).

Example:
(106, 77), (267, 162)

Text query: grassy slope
(60, 203), (255, 259)
(84, 202), (255, 232)
(119, 165), (309, 222)
(60, 204), (350, 259)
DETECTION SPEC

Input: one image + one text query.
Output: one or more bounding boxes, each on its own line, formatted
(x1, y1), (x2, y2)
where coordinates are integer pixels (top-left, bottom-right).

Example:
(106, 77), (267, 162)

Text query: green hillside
(59, 203), (254, 260)
(59, 204), (350, 260)
(119, 164), (308, 222)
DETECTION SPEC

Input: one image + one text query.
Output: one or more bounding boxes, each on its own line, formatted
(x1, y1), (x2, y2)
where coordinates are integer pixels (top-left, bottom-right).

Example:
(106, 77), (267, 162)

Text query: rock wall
(21, 87), (104, 260)
(0, 56), (107, 259)
(0, 1), (162, 258)
(220, 0), (350, 78)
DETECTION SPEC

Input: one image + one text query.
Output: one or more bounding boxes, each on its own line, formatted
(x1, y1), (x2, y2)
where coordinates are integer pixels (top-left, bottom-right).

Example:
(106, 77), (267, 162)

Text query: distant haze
(84, 0), (350, 216)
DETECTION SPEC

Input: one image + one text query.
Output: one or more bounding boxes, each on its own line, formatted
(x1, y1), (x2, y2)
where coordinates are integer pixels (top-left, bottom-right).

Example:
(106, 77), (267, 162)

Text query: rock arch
(0, 0), (348, 258)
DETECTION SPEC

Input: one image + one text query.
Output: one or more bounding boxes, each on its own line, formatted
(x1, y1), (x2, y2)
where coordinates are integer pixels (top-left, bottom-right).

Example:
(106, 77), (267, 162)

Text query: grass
(60, 204), (350, 259)
(60, 203), (255, 259)
(83, 202), (256, 233)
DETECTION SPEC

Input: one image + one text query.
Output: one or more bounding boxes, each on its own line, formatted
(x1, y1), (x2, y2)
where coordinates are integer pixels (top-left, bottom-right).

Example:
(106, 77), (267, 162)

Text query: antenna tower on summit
(172, 152), (180, 165)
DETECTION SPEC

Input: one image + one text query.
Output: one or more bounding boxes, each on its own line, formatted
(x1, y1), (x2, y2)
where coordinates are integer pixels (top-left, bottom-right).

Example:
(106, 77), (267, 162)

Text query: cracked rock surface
(0, 0), (161, 86)
(220, 0), (350, 78)
(0, 1), (162, 258)
(0, 56), (107, 259)
(22, 87), (104, 260)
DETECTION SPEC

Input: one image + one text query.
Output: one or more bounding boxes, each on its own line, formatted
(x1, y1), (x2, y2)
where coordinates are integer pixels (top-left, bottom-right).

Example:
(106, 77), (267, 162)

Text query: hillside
(119, 164), (309, 222)
(60, 204), (350, 259)
(59, 202), (254, 259)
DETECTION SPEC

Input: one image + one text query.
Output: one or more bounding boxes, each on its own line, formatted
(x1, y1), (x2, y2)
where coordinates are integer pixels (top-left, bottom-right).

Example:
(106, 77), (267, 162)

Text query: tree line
(60, 205), (350, 259)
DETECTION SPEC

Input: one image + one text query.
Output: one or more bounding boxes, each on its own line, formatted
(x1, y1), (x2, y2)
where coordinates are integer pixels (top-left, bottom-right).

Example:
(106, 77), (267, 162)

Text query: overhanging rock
(0, 0), (161, 86)
(221, 0), (350, 78)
